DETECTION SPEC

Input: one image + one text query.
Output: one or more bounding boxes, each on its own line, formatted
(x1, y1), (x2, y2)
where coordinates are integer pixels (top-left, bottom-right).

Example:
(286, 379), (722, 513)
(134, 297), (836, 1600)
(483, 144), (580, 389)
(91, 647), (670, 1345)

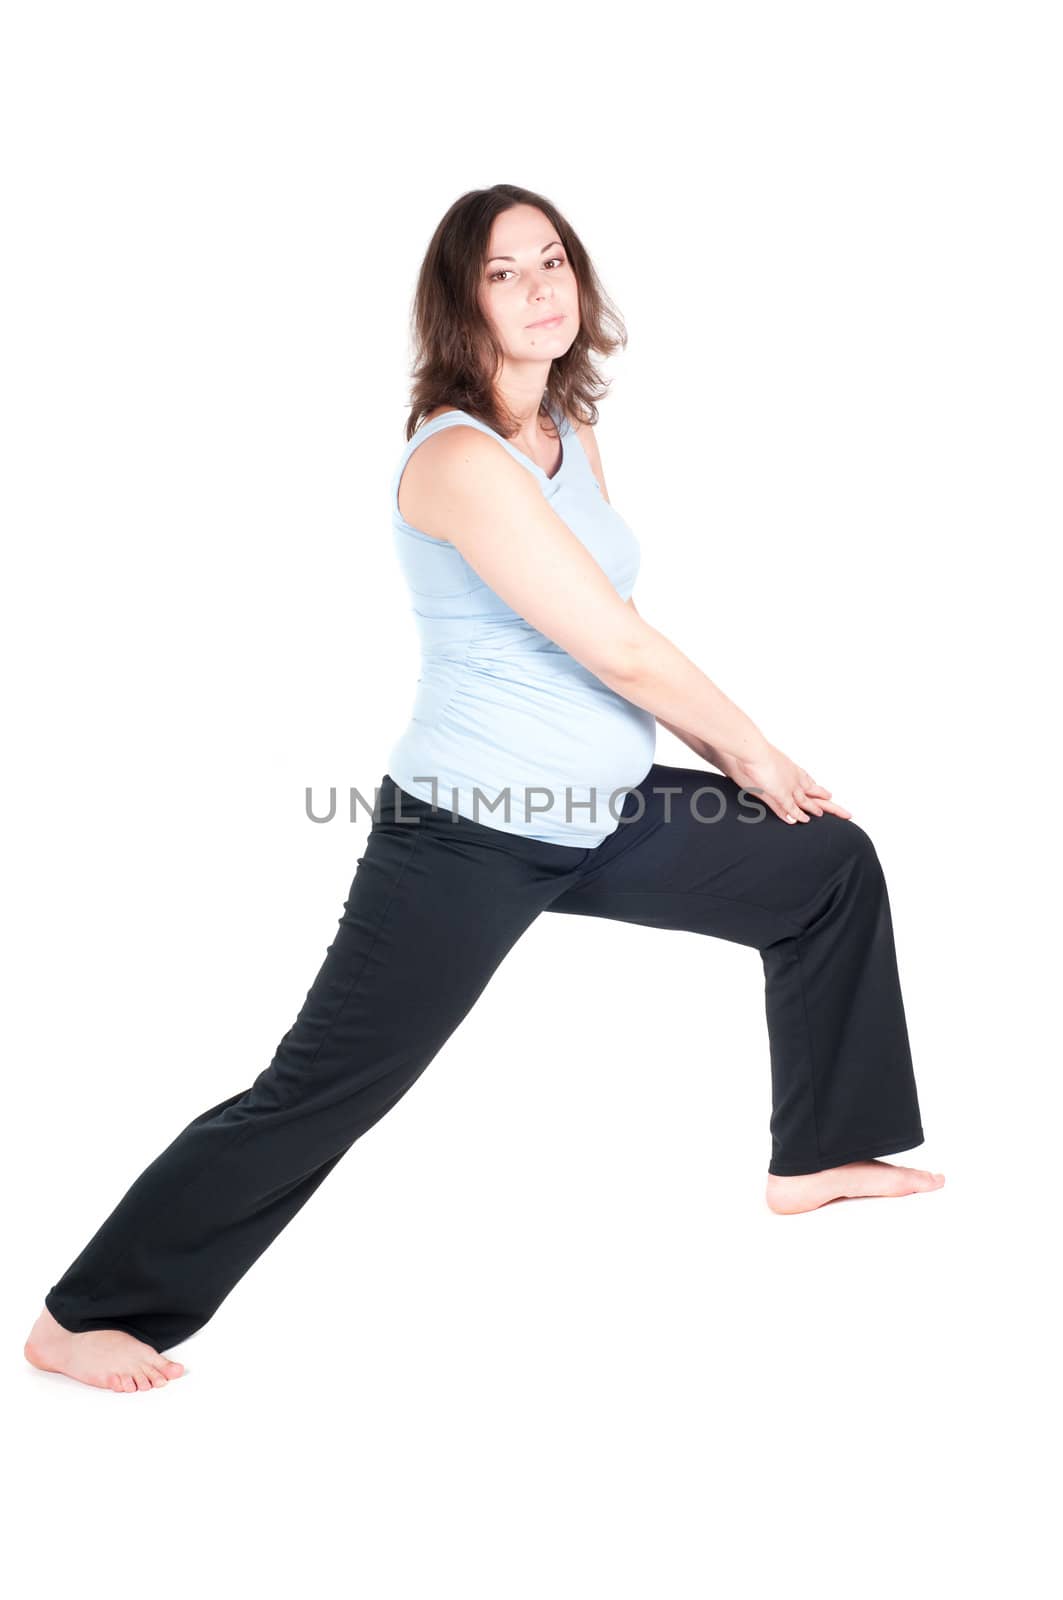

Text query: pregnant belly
(430, 664), (657, 797)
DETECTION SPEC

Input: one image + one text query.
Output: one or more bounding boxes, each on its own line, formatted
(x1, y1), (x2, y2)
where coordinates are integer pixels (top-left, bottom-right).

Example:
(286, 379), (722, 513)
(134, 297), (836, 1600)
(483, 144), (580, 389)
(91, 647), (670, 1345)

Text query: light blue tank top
(386, 402), (656, 847)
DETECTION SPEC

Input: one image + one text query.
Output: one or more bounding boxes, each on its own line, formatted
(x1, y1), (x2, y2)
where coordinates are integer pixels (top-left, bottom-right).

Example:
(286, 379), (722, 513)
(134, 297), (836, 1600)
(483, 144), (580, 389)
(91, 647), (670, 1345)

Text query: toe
(134, 1368), (153, 1391)
(146, 1365), (169, 1387)
(162, 1359), (185, 1377)
(120, 1373), (136, 1393)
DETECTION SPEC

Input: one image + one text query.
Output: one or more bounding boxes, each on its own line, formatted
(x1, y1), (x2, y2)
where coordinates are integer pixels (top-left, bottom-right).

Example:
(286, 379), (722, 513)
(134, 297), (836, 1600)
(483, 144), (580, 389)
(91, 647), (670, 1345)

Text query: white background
(4, 2), (1059, 1595)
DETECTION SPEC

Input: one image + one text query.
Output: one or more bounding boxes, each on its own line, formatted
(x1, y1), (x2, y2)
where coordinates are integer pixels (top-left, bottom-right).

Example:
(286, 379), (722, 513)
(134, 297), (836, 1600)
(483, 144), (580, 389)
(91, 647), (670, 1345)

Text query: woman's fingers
(797, 773), (834, 797)
(761, 792), (794, 824)
(798, 773), (829, 797)
(750, 779), (847, 824)
(795, 787), (824, 817)
(796, 772), (850, 820)
(782, 792), (813, 823)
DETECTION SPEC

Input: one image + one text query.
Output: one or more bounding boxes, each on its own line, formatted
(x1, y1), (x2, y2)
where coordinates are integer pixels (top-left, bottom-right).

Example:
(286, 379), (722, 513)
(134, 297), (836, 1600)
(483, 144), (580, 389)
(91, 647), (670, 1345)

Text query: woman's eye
(488, 258), (566, 284)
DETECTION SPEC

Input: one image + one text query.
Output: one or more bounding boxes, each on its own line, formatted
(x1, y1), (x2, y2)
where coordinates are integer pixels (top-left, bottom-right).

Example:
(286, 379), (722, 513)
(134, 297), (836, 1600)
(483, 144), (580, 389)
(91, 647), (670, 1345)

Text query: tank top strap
(392, 401), (569, 498)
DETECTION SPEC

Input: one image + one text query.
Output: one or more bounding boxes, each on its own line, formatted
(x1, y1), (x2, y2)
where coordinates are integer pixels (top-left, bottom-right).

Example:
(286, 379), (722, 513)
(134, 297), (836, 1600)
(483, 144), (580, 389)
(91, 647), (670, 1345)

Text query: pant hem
(768, 1128), (926, 1178)
(45, 1292), (164, 1350)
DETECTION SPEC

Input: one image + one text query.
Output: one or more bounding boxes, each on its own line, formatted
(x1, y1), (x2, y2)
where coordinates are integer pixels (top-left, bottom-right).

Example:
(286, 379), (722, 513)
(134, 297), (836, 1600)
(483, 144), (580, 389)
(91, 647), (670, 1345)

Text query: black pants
(45, 764), (924, 1351)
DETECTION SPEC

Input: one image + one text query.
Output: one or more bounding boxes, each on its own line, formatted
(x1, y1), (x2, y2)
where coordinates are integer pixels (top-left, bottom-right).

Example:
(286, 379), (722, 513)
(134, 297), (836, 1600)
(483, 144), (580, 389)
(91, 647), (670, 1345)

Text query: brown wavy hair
(402, 184), (628, 443)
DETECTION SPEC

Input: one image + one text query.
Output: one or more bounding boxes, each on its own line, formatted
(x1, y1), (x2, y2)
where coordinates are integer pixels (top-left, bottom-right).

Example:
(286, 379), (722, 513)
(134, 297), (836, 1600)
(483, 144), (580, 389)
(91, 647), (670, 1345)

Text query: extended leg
(42, 792), (575, 1353)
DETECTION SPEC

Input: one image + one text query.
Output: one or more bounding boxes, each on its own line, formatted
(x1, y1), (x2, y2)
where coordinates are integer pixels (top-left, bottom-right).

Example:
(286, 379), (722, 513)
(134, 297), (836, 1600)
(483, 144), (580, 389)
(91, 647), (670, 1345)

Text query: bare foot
(23, 1306), (186, 1392)
(766, 1159), (945, 1215)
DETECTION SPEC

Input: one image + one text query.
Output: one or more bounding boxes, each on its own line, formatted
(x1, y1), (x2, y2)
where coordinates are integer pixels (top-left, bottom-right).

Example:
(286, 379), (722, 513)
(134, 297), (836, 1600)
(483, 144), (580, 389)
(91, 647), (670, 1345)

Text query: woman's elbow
(588, 617), (648, 686)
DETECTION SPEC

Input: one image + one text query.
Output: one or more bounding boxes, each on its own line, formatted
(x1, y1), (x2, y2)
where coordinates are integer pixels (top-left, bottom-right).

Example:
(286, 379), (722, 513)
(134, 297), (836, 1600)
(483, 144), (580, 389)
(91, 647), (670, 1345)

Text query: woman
(25, 184), (943, 1393)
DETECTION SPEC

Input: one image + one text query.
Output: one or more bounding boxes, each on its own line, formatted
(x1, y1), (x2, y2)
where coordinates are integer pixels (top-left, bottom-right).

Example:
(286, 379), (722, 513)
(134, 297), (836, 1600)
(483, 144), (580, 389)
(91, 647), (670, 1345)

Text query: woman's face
(478, 204), (579, 362)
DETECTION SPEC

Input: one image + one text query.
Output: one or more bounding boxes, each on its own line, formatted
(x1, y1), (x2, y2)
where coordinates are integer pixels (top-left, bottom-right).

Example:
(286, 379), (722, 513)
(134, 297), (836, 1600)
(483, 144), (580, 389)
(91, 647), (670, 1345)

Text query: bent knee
(814, 812), (881, 872)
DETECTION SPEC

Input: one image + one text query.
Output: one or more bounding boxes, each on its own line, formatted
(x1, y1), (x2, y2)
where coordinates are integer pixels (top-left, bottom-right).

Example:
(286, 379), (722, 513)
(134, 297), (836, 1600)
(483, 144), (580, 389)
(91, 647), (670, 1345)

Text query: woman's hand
(707, 741), (852, 825)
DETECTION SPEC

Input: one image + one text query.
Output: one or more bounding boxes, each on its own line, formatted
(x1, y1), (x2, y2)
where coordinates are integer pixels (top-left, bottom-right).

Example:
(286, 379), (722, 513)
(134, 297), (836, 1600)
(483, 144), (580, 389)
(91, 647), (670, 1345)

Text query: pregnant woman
(25, 184), (943, 1393)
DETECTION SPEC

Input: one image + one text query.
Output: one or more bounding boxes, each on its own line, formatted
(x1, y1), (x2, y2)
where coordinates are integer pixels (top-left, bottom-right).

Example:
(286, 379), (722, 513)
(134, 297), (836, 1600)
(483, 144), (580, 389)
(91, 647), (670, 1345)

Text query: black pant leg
(547, 763), (924, 1176)
(45, 779), (584, 1351)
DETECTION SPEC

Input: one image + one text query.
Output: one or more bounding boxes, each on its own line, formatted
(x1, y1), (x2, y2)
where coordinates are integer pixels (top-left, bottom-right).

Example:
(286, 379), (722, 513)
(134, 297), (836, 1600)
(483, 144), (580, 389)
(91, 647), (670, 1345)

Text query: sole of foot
(23, 1306), (186, 1391)
(766, 1160), (946, 1215)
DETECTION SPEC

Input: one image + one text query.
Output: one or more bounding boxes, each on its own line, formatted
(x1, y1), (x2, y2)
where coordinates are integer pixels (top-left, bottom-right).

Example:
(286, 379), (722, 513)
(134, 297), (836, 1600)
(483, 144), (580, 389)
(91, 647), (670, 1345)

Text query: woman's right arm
(406, 427), (847, 823)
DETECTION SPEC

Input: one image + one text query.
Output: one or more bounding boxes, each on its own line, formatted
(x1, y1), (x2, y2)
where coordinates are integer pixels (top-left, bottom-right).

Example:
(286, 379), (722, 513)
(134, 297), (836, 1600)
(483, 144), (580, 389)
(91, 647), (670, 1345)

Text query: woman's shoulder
(397, 409), (515, 540)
